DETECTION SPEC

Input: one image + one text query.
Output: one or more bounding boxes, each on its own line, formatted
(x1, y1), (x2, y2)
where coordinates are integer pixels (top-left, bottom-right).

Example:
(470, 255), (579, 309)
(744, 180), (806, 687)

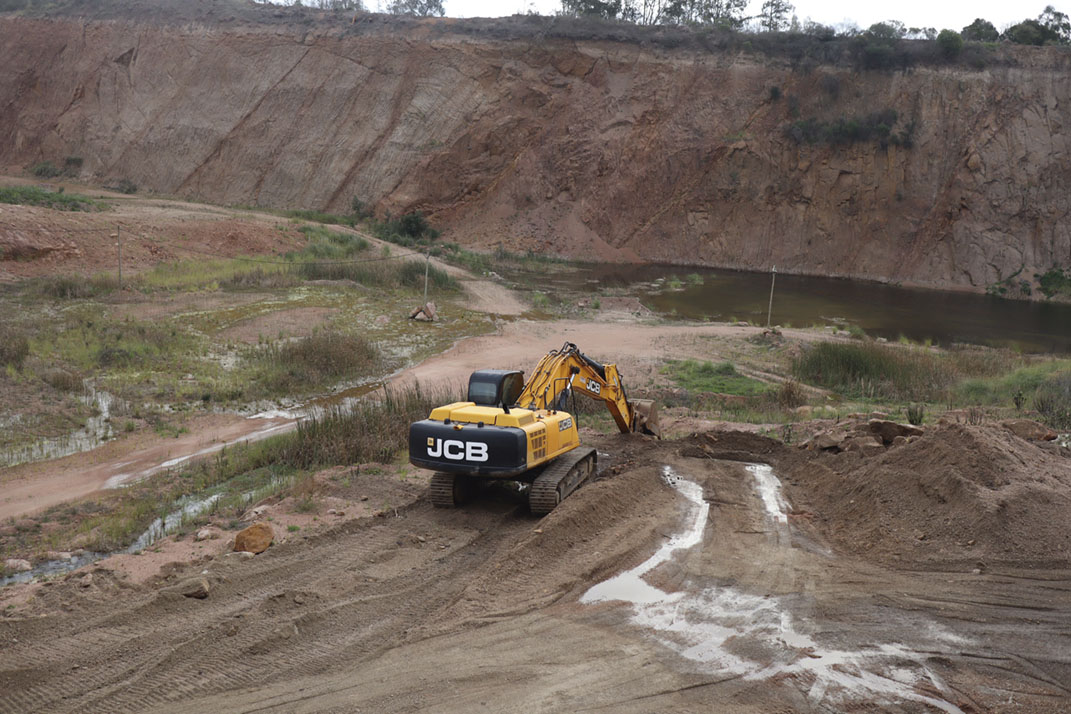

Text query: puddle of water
(582, 467), (708, 606)
(0, 550), (105, 588)
(0, 385), (120, 468)
(746, 463), (788, 524)
(581, 464), (966, 714)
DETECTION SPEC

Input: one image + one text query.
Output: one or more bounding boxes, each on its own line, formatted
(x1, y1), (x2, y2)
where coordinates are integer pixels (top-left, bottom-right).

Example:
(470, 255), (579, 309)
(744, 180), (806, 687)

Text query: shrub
(906, 403), (925, 426)
(1033, 372), (1071, 430)
(937, 29), (964, 58)
(254, 333), (380, 395)
(34, 274), (119, 299)
(0, 325), (29, 369)
(113, 179), (137, 194)
(1037, 268), (1071, 298)
(30, 161), (61, 178)
(785, 109), (903, 147)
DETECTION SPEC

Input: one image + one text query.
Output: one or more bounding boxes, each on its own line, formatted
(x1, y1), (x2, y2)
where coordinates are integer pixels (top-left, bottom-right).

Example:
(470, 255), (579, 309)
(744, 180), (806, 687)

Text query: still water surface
(507, 263), (1071, 354)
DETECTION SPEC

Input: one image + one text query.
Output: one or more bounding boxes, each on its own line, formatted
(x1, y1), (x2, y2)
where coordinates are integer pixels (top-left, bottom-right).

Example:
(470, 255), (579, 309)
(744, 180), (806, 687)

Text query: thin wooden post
(117, 224), (122, 292)
(766, 265), (777, 328)
(422, 251), (430, 307)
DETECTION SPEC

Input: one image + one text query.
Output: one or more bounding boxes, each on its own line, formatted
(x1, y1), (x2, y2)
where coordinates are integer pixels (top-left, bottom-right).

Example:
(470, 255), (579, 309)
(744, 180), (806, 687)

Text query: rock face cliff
(1, 9), (1069, 293)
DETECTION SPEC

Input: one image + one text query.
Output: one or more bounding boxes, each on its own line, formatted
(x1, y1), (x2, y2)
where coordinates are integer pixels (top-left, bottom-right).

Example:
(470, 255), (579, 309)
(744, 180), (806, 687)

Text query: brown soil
(779, 422), (1071, 569)
(218, 306), (339, 344)
(0, 177), (305, 282)
(1, 429), (1068, 713)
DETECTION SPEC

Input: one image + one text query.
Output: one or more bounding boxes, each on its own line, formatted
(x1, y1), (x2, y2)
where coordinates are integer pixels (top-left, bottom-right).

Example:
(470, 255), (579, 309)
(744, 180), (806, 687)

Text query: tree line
(557, 1), (1071, 47)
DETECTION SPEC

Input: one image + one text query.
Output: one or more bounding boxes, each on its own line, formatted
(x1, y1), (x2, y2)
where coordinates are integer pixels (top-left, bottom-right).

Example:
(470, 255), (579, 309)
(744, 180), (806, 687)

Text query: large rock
(4, 558), (32, 573)
(805, 429), (849, 451)
(1001, 419), (1057, 442)
(843, 435), (885, 457)
(868, 420), (924, 446)
(233, 523), (274, 554)
(162, 576), (211, 599)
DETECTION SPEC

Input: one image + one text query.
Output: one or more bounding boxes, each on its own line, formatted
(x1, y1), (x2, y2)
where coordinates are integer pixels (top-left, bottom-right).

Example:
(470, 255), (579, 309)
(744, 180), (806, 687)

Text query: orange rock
(233, 523), (273, 554)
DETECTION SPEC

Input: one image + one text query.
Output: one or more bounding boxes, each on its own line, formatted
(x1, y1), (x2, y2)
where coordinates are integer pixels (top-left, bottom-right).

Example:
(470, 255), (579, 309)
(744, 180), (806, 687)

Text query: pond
(504, 263), (1071, 354)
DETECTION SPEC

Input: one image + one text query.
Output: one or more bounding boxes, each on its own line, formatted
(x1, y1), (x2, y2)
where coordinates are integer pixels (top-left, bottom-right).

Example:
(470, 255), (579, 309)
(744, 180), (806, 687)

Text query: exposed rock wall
(2, 15), (1069, 292)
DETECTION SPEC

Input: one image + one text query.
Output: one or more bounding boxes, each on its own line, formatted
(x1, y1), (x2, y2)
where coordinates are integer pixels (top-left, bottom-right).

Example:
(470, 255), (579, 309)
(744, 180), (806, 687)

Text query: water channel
(503, 263), (1071, 354)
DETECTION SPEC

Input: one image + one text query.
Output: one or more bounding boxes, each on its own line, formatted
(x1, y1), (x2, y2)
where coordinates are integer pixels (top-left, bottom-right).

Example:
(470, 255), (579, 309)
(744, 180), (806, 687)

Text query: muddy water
(582, 464), (967, 713)
(0, 386), (119, 468)
(503, 263), (1071, 353)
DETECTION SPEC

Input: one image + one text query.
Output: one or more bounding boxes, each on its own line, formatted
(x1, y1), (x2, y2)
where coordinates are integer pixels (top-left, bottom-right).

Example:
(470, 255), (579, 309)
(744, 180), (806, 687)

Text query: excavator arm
(517, 342), (659, 436)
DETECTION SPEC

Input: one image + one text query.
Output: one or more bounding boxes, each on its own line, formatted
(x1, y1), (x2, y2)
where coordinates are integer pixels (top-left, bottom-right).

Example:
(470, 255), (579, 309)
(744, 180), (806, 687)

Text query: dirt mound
(784, 423), (1071, 569)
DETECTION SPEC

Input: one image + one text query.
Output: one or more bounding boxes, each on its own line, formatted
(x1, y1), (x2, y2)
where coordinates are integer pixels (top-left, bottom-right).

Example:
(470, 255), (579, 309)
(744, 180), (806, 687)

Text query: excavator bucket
(630, 399), (660, 438)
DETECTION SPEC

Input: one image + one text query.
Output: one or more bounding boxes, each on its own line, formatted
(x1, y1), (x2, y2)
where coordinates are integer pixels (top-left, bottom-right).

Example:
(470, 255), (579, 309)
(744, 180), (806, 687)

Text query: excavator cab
(467, 369), (524, 411)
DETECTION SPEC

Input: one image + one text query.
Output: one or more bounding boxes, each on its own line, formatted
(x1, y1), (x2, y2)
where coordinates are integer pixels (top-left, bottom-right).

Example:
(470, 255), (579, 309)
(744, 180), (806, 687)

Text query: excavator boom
(518, 342), (659, 436)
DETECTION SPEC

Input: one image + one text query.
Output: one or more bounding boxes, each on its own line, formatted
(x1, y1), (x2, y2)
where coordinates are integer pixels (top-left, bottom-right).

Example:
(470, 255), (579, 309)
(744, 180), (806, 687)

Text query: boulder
(233, 523), (273, 554)
(163, 576), (210, 599)
(868, 420), (924, 445)
(843, 435), (885, 457)
(806, 429), (849, 451)
(195, 528), (217, 542)
(4, 558), (31, 573)
(1001, 419), (1057, 442)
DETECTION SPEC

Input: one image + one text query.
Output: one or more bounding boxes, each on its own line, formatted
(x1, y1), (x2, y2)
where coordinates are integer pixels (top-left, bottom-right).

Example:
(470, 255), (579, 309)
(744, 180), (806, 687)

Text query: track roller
(529, 447), (597, 515)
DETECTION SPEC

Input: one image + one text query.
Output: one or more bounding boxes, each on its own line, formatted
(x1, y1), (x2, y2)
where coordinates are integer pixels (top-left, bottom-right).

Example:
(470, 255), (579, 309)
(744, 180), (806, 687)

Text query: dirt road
(2, 431), (1068, 713)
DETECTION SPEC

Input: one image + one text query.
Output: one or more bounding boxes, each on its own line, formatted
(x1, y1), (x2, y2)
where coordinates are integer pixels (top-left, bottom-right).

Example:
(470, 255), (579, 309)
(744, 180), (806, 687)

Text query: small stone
(417, 536), (426, 543)
(4, 559), (31, 573)
(46, 551), (73, 561)
(327, 509), (337, 515)
(79, 574), (93, 588)
(195, 528), (215, 542)
(971, 568), (982, 575)
(360, 496), (369, 502)
(334, 510), (345, 517)
(226, 551), (255, 560)
(913, 530), (926, 541)
(233, 523), (273, 554)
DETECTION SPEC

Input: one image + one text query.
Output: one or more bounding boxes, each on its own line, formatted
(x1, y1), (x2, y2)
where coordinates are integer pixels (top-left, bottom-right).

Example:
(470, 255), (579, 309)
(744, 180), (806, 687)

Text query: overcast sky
(434, 0), (1066, 32)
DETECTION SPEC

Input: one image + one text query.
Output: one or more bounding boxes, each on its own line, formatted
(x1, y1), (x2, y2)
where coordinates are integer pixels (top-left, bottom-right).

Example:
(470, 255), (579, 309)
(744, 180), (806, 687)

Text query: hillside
(1, 2), (1069, 293)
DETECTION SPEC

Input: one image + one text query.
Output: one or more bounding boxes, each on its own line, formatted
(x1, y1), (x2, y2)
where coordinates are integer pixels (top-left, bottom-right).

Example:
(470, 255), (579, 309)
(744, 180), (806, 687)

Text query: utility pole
(766, 265), (777, 328)
(117, 224), (122, 292)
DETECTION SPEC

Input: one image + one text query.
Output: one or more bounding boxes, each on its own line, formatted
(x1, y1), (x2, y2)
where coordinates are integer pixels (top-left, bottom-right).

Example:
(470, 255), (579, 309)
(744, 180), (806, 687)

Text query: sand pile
(786, 423), (1071, 569)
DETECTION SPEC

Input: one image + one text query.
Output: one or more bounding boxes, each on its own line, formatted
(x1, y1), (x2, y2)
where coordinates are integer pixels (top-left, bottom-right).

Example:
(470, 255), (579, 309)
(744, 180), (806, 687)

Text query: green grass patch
(953, 360), (1071, 406)
(662, 359), (769, 396)
(0, 185), (108, 211)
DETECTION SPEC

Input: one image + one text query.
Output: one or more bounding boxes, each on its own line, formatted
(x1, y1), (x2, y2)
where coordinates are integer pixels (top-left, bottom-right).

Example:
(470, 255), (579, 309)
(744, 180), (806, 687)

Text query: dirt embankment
(1, 11), (1069, 293)
(1, 428), (1069, 713)
(779, 422), (1071, 569)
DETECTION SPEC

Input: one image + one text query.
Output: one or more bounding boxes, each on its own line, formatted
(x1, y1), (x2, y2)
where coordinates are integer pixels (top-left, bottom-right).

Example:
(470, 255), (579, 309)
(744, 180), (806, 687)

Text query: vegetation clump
(253, 332), (380, 395)
(0, 185), (109, 212)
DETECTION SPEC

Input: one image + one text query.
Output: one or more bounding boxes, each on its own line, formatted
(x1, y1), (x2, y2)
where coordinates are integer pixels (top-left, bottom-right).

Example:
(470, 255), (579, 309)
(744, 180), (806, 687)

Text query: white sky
(436, 0), (1067, 32)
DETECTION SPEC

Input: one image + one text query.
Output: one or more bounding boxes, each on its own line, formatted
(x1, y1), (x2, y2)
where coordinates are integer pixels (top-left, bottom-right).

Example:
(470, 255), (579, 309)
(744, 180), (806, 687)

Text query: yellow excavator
(409, 342), (659, 514)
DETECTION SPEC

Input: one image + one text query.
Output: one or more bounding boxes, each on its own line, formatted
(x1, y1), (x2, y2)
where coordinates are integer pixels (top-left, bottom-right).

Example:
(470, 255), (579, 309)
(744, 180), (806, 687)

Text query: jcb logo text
(427, 438), (488, 462)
